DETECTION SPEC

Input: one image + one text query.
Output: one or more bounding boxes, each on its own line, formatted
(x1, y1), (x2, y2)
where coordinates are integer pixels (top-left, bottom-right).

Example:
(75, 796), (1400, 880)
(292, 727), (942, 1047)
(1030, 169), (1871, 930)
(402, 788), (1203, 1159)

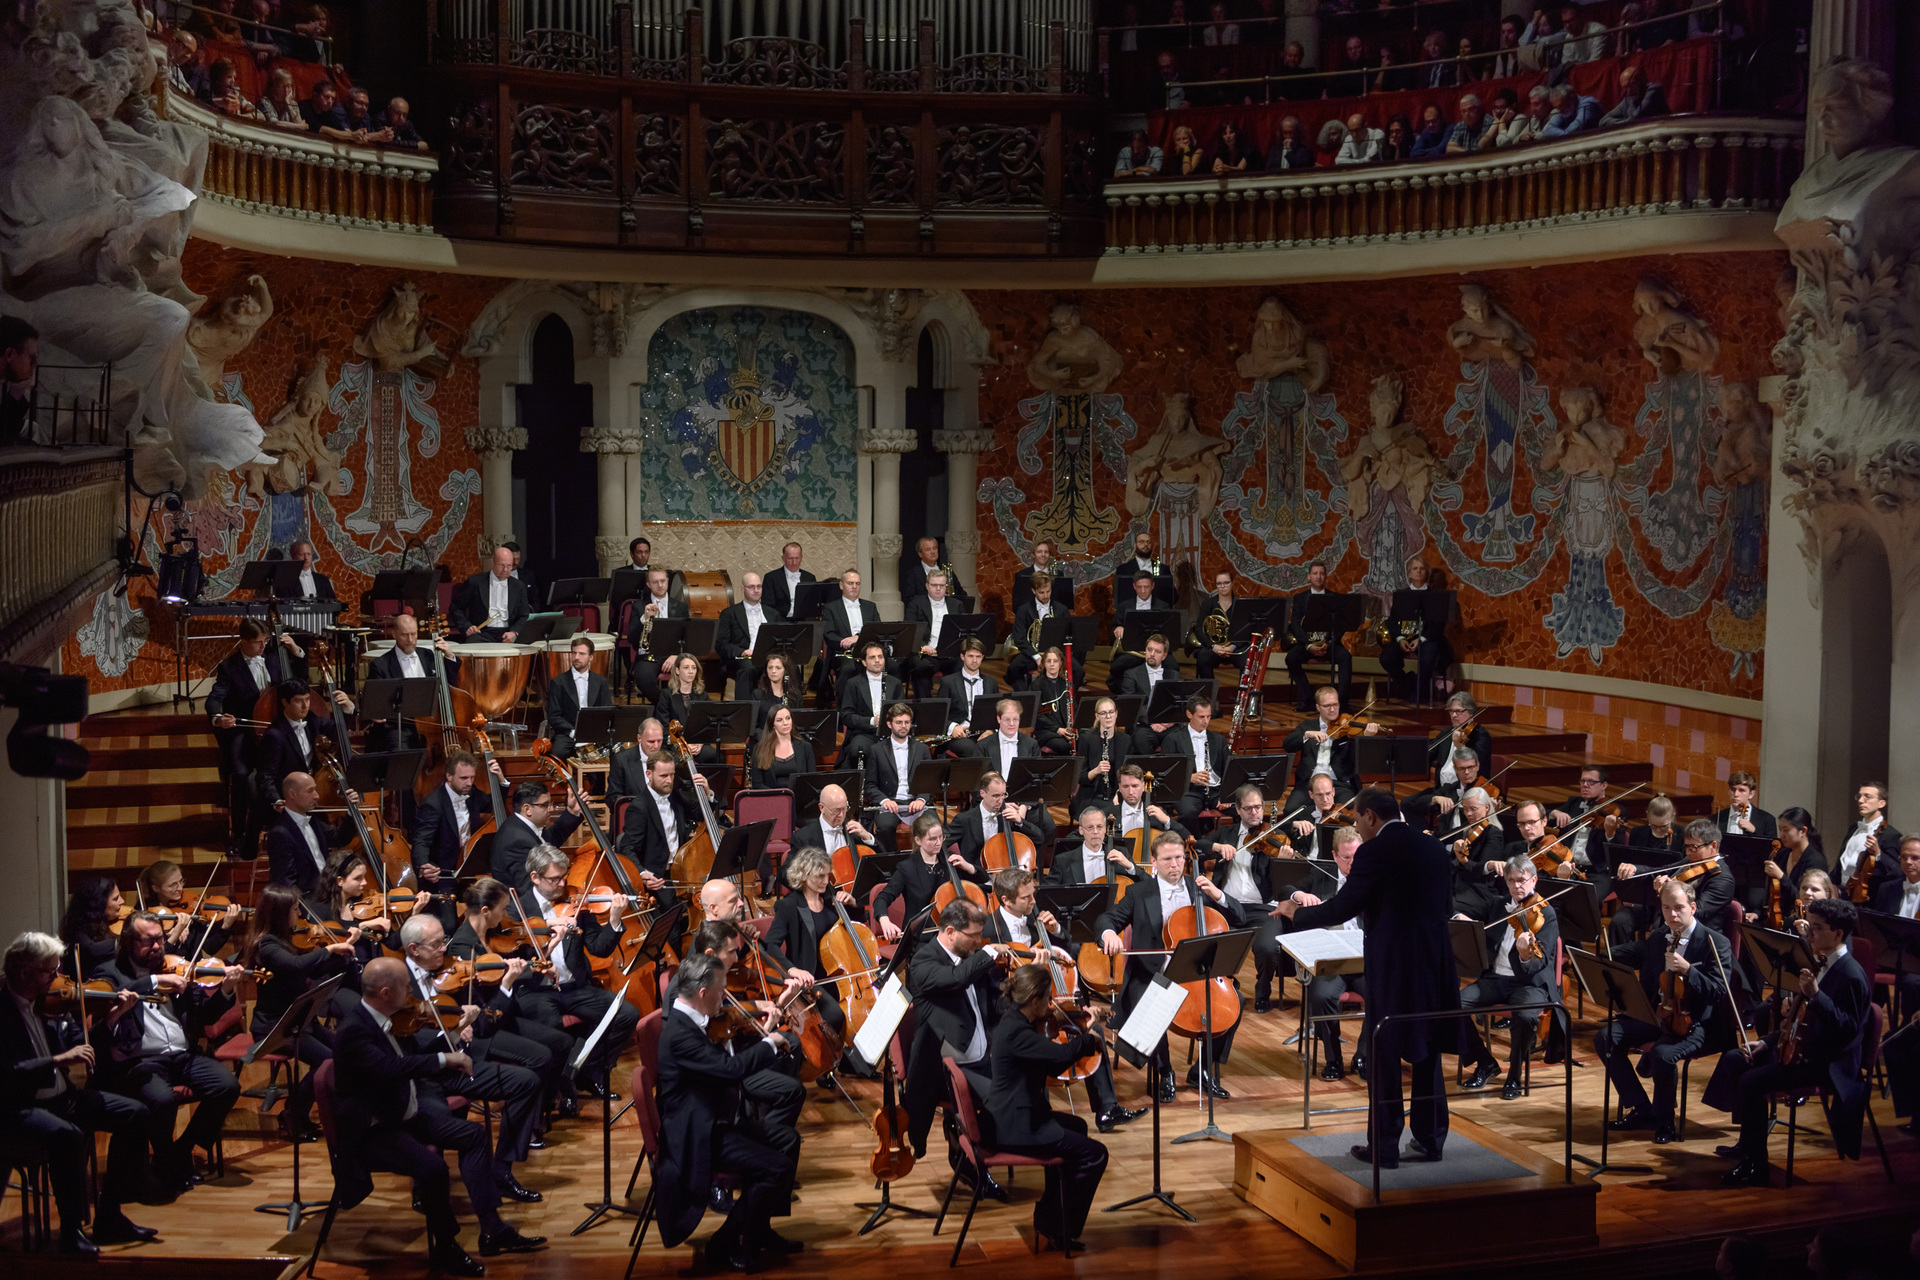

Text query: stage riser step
(68, 817), (226, 851)
(86, 746), (222, 771)
(69, 782), (224, 809)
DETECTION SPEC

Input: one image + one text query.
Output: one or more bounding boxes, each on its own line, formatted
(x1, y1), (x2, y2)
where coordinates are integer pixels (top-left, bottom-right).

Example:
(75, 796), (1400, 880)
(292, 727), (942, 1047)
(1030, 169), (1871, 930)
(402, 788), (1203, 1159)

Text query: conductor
(1272, 786), (1457, 1166)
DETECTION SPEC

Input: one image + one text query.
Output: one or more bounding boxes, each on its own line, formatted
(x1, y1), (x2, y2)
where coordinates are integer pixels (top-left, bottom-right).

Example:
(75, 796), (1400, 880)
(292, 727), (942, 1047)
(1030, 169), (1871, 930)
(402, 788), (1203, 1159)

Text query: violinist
(1097, 831), (1247, 1101)
(1610, 795), (1682, 938)
(1282, 685), (1376, 810)
(318, 848), (400, 956)
(1757, 806), (1826, 919)
(1118, 634), (1180, 752)
(1409, 748), (1494, 836)
(544, 636), (613, 762)
(902, 569), (960, 698)
(393, 914), (546, 1206)
(1288, 772), (1354, 853)
(94, 912), (243, 1195)
(265, 770), (360, 898)
(207, 616), (305, 856)
(951, 773), (1052, 875)
(985, 963), (1112, 1252)
(789, 783), (877, 870)
(137, 859), (243, 959)
(1447, 787), (1509, 919)
(1835, 782), (1902, 903)
(58, 877), (128, 979)
(837, 641), (903, 766)
(1790, 869), (1837, 934)
(874, 812), (983, 942)
(1011, 577), (1075, 691)
(511, 846), (641, 1102)
(1189, 570), (1243, 682)
(1593, 878), (1734, 1145)
(444, 878), (581, 1120)
(1453, 857), (1562, 1100)
(363, 613), (456, 750)
(862, 703), (930, 845)
(1377, 561), (1453, 702)
(1111, 574), (1178, 692)
(605, 717), (667, 807)
(244, 884), (362, 1140)
(1166, 693), (1230, 830)
(496, 778), (584, 900)
(1610, 820), (1734, 947)
(903, 899), (1010, 1193)
(1713, 771), (1777, 840)
(687, 919), (808, 1190)
(1054, 807), (1146, 886)
(255, 677), (355, 808)
(1282, 562), (1351, 712)
(1030, 647), (1076, 755)
(1706, 898), (1870, 1187)
(1427, 692), (1493, 783)
(1203, 785), (1290, 1014)
(1100, 764), (1186, 851)
(1544, 766), (1620, 900)
(1279, 827), (1368, 1078)
(936, 638), (999, 758)
(0, 932), (154, 1253)
(410, 750), (493, 892)
(763, 849), (852, 1038)
(748, 705), (817, 790)
(1071, 697), (1128, 814)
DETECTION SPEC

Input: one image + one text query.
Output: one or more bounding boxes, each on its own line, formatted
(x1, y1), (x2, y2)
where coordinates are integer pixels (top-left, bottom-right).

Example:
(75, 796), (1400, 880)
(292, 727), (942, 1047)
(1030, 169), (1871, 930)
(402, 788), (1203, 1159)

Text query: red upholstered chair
(867, 885), (906, 962)
(302, 1060), (449, 1277)
(733, 788), (796, 884)
(933, 1058), (1070, 1266)
(622, 1010), (740, 1279)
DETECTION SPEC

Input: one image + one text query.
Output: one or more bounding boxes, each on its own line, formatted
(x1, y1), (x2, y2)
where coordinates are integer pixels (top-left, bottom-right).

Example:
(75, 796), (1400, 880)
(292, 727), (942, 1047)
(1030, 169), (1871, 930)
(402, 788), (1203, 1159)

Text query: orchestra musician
(1757, 807), (1827, 916)
(1594, 878), (1736, 1145)
(789, 785), (878, 871)
(207, 617), (305, 856)
(837, 642), (903, 766)
(334, 957), (546, 1273)
(605, 718), (667, 806)
(748, 706), (816, 792)
(986, 963), (1112, 1252)
(363, 613), (457, 751)
(93, 912), (243, 1196)
(950, 773), (1049, 873)
(1408, 748), (1494, 836)
(495, 778), (585, 899)
(935, 637), (999, 758)
(653, 952), (801, 1270)
(315, 849), (400, 966)
(1098, 831), (1247, 1100)
(1274, 789), (1455, 1166)
(749, 655), (805, 738)
(821, 570), (884, 691)
(714, 571), (771, 698)
(255, 677), (355, 808)
(510, 846), (642, 1100)
(1071, 697), (1128, 814)
(1109, 575), (1178, 690)
(607, 536), (666, 621)
(1101, 765), (1189, 850)
(1188, 570), (1243, 683)
(1704, 898), (1871, 1187)
(1109, 532), (1176, 609)
(1542, 766), (1620, 904)
(1834, 782), (1903, 903)
(874, 813), (984, 942)
(1610, 796), (1683, 938)
(1611, 820), (1735, 947)
(654, 655), (721, 766)
(1282, 685), (1376, 810)
(1012, 540), (1075, 617)
(1428, 692), (1493, 781)
(902, 536), (974, 612)
(973, 703), (1046, 827)
(863, 703), (931, 846)
(1031, 648), (1075, 756)
(1010, 574), (1076, 690)
(1377, 560), (1453, 702)
(903, 899), (1009, 1196)
(611, 753), (699, 910)
(287, 540), (334, 600)
(625, 568), (681, 704)
(394, 914), (546, 1206)
(243, 884), (363, 1141)
(450, 546), (530, 643)
(543, 636), (612, 762)
(1119, 633), (1180, 753)
(903, 569), (961, 699)
(760, 854), (851, 1040)
(1164, 693), (1230, 830)
(1714, 771), (1777, 840)
(137, 858), (243, 960)
(1453, 857), (1562, 1099)
(1283, 562), (1352, 712)
(686, 913), (810, 1180)
(1872, 838), (1920, 1017)
(1053, 807), (1145, 886)
(411, 750), (495, 891)
(1278, 827), (1368, 1076)
(1446, 787), (1508, 919)
(761, 540), (815, 623)
(502, 541), (536, 606)
(1200, 786), (1289, 1014)
(0, 932), (155, 1254)
(265, 770), (360, 897)
(444, 879), (583, 1120)
(1287, 772), (1355, 854)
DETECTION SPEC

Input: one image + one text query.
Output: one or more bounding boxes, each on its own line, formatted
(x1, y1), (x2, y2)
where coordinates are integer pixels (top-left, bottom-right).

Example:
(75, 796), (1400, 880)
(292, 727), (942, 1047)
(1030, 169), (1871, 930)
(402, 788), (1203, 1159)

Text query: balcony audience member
(1334, 113), (1384, 166)
(1485, 88), (1529, 148)
(301, 79), (353, 138)
(1273, 41), (1308, 98)
(1506, 85), (1553, 146)
(239, 0), (290, 66)
(1167, 124), (1204, 176)
(1417, 31), (1453, 89)
(167, 30), (210, 99)
(1599, 65), (1670, 127)
(1541, 82), (1602, 138)
(1202, 2), (1239, 45)
(1265, 116), (1316, 171)
(1156, 50), (1187, 110)
(292, 3), (333, 61)
(1518, 7), (1564, 69)
(1332, 35), (1372, 97)
(1557, 5), (1609, 64)
(1377, 114), (1415, 162)
(1210, 121), (1257, 175)
(1373, 43), (1412, 93)
(1315, 118), (1348, 158)
(191, 0), (243, 44)
(1, 318), (37, 448)
(1489, 15), (1524, 78)
(1115, 130), (1164, 178)
(343, 87), (394, 144)
(251, 67), (307, 130)
(1452, 36), (1479, 85)
(1444, 95), (1494, 155)
(1409, 104), (1449, 160)
(382, 97), (428, 150)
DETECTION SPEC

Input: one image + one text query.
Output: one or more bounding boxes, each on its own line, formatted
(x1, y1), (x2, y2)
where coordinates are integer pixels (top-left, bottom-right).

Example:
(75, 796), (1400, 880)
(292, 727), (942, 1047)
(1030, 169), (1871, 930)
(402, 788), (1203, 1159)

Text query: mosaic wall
(968, 250), (1788, 700)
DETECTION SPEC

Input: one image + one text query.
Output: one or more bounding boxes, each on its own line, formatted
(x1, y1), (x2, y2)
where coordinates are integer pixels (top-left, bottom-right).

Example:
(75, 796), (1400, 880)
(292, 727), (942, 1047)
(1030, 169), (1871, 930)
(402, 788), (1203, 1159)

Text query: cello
(666, 722), (728, 930)
(1075, 831), (1129, 997)
(930, 844), (990, 915)
(1164, 850), (1242, 1041)
(817, 893), (883, 1042)
(1037, 935), (1099, 1083)
(979, 804), (1038, 873)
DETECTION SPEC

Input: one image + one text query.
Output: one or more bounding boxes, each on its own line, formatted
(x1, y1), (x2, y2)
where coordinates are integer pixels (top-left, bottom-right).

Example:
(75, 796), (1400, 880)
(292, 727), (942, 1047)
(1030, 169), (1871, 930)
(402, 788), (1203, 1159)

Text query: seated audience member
(1377, 114), (1414, 162)
(204, 56), (254, 117)
(1166, 124), (1204, 175)
(1210, 121), (1257, 175)
(292, 3), (334, 61)
(1518, 8), (1563, 69)
(1372, 43), (1412, 94)
(1201, 2), (1238, 45)
(1270, 40), (1309, 98)
(1485, 88), (1528, 148)
(254, 66), (304, 129)
(343, 87), (394, 144)
(1331, 35), (1372, 97)
(382, 97), (428, 150)
(1445, 94), (1494, 155)
(168, 30), (210, 99)
(1409, 105), (1449, 160)
(1115, 129), (1163, 178)
(239, 0), (291, 65)
(1557, 4), (1609, 63)
(1451, 36), (1480, 85)
(1600, 66), (1670, 127)
(1416, 31), (1453, 89)
(1541, 83), (1602, 138)
(1265, 116), (1316, 171)
(1507, 85), (1553, 146)
(191, 0), (243, 43)
(1334, 113), (1384, 166)
(1315, 118), (1349, 158)
(302, 79), (352, 137)
(1489, 14), (1524, 78)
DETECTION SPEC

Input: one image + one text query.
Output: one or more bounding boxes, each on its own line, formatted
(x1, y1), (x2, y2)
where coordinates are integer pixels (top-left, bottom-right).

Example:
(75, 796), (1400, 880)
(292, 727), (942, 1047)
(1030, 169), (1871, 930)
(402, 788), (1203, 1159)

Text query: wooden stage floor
(37, 980), (1920, 1280)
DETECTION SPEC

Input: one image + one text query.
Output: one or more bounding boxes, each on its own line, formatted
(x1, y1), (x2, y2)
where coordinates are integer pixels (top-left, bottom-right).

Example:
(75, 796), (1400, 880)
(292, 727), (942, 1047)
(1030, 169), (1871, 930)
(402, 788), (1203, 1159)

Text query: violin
(391, 993), (470, 1040)
(161, 956), (269, 986)
(1764, 839), (1785, 929)
(1778, 970), (1820, 1066)
(1326, 692), (1379, 741)
(1451, 810), (1504, 865)
(1656, 937), (1692, 1036)
(438, 954), (552, 987)
(44, 976), (164, 1015)
(1844, 827), (1879, 904)
(1672, 857), (1720, 885)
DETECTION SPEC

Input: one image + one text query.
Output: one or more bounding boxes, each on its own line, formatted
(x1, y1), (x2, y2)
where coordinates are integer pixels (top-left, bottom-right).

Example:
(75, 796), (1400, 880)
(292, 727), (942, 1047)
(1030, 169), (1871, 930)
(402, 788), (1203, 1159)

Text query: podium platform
(1232, 1117), (1597, 1272)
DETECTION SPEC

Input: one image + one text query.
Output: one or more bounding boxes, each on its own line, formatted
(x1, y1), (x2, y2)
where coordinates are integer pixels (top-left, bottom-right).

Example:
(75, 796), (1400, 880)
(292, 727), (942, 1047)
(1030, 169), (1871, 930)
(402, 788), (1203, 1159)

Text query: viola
(1764, 839), (1785, 929)
(870, 1089), (914, 1183)
(162, 956), (270, 987)
(45, 976), (164, 1015)
(1778, 978), (1818, 1066)
(1326, 692), (1380, 742)
(391, 994), (470, 1041)
(1451, 810), (1503, 865)
(1656, 937), (1692, 1036)
(1672, 857), (1720, 885)
(1844, 826), (1880, 904)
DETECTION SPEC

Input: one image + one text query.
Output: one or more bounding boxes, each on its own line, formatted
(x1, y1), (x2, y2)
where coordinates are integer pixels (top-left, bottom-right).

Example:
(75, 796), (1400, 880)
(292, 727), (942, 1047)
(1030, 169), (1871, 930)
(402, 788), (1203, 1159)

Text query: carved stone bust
(1776, 57), (1920, 270)
(1446, 284), (1535, 370)
(1236, 295), (1330, 390)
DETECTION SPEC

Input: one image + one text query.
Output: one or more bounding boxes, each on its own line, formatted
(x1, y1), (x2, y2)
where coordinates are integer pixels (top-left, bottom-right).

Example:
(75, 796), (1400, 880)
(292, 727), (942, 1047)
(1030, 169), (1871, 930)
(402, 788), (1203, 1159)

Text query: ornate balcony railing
(431, 5), (1105, 256)
(0, 448), (126, 666)
(1102, 116), (1801, 256)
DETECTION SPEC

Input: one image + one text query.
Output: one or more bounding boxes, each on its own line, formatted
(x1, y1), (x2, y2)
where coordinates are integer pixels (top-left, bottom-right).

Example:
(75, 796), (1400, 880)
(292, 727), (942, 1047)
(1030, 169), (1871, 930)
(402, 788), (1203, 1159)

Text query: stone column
(859, 425), (917, 617)
(932, 427), (992, 606)
(1284, 0), (1320, 64)
(465, 424), (526, 552)
(581, 423), (643, 576)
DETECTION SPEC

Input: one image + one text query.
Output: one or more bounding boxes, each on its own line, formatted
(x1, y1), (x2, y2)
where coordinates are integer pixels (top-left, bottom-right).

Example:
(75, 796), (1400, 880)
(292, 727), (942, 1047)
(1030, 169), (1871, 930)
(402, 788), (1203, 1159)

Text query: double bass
(667, 723), (738, 929)
(449, 715), (507, 879)
(411, 616), (481, 803)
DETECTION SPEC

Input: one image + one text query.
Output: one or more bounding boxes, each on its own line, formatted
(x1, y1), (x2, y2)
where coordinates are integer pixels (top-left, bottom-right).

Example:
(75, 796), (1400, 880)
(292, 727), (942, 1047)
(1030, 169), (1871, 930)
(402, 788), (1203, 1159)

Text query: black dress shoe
(1463, 1061), (1500, 1090)
(704, 1239), (758, 1274)
(754, 1229), (805, 1256)
(1156, 1074), (1178, 1104)
(59, 1228), (100, 1257)
(430, 1245), (486, 1276)
(1349, 1143), (1398, 1169)
(478, 1227), (547, 1256)
(1607, 1107), (1657, 1131)
(1351, 1055), (1367, 1080)
(710, 1183), (734, 1212)
(1254, 994), (1272, 1014)
(554, 1095), (580, 1120)
(1720, 1159), (1770, 1189)
(1652, 1121), (1678, 1145)
(1714, 1143), (1744, 1159)
(1096, 1105), (1146, 1133)
(1320, 1058), (1346, 1082)
(1501, 1073), (1524, 1101)
(93, 1210), (159, 1244)
(1404, 1138), (1442, 1163)
(496, 1174), (542, 1203)
(1186, 1069), (1229, 1099)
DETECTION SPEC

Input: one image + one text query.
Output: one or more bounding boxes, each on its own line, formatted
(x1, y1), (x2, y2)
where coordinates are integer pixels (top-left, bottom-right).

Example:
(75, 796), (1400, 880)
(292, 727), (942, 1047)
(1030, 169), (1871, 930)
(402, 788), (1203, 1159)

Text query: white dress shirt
(397, 647), (425, 679)
(1439, 752), (1458, 786)
(843, 599), (864, 637)
(959, 672), (984, 720)
(532, 886), (577, 981)
(1118, 799), (1146, 835)
(937, 938), (989, 1063)
(821, 825), (846, 857)
(289, 717), (312, 762)
(1725, 806), (1748, 835)
(866, 673), (886, 725)
(246, 653), (270, 692)
(299, 567), (318, 597)
(1492, 912), (1521, 977)
(997, 733), (1019, 778)
(782, 568), (801, 617)
(651, 787), (678, 850)
(1838, 817), (1881, 886)
(744, 602), (765, 652)
(290, 810), (326, 872)
(648, 593), (672, 620)
(1080, 843), (1111, 882)
(1221, 826), (1263, 903)
(890, 738), (912, 801)
(572, 669), (591, 707)
(998, 906), (1033, 946)
(1899, 880), (1920, 920)
(926, 598), (948, 650)
(486, 574), (509, 626)
(1313, 720), (1334, 774)
(979, 806), (1001, 844)
(1187, 727), (1212, 782)
(446, 783), (472, 843)
(1156, 875), (1191, 923)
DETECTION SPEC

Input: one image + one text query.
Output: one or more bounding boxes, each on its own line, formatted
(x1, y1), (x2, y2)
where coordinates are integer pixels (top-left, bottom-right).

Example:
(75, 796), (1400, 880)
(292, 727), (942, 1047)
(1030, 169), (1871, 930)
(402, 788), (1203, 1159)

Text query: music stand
(790, 710), (836, 762)
(239, 558), (303, 599)
(1738, 923), (1818, 1007)
(1128, 756), (1192, 805)
(1035, 886), (1112, 946)
(685, 701), (753, 748)
(1290, 591), (1363, 641)
(1219, 754), (1292, 800)
(1143, 680), (1210, 725)
(1035, 614), (1098, 657)
(341, 749), (424, 805)
(1104, 972), (1198, 1224)
(851, 852), (909, 904)
(936, 614), (998, 656)
(1116, 611), (1182, 656)
(571, 705), (618, 749)
(358, 677), (439, 747)
(1078, 694), (1142, 730)
(792, 582), (841, 621)
(1384, 589), (1455, 705)
(864, 622), (922, 662)
(1861, 911), (1920, 1024)
(911, 758), (990, 817)
(1562, 949), (1655, 1176)
(1167, 929), (1256, 1145)
(1268, 858), (1340, 900)
(793, 770), (862, 820)
(708, 820), (775, 889)
(750, 622), (821, 662)
(1355, 735), (1429, 796)
(1605, 843), (1663, 938)
(1007, 758), (1074, 811)
(1718, 833), (1776, 910)
(1551, 879), (1605, 946)
(517, 612), (580, 644)
(547, 577), (611, 610)
(904, 699), (954, 737)
(370, 569), (437, 617)
(967, 690), (1038, 732)
(647, 618), (718, 659)
(1228, 599), (1288, 644)
(1450, 917), (1492, 982)
(252, 974), (346, 1230)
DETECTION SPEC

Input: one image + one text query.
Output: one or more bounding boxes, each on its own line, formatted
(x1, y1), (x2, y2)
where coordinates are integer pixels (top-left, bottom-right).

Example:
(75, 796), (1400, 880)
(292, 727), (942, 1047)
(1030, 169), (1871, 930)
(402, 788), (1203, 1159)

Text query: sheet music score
(852, 973), (911, 1070)
(1117, 972), (1190, 1057)
(1279, 927), (1367, 977)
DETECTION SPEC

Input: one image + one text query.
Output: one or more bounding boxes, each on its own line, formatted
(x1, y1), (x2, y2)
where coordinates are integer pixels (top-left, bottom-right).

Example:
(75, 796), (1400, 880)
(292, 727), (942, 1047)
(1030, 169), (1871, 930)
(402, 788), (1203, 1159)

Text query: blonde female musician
(1071, 696), (1128, 816)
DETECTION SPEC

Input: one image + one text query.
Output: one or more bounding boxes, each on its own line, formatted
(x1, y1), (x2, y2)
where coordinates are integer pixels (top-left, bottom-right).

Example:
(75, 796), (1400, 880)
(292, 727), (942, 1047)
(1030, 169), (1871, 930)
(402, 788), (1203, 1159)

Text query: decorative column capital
(858, 427), (919, 455)
(931, 428), (994, 455)
(945, 530), (981, 555)
(466, 425), (528, 460)
(872, 533), (904, 560)
(580, 425), (644, 455)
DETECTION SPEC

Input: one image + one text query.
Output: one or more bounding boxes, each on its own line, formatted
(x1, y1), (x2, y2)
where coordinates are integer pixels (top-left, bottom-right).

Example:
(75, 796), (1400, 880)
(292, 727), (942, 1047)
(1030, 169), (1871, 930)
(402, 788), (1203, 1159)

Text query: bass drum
(680, 571), (734, 620)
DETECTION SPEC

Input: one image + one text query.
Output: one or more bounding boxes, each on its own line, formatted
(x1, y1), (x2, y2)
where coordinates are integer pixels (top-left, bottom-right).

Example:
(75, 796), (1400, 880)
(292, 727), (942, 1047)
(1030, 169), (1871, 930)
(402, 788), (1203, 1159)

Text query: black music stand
(686, 701), (753, 747)
(790, 710), (837, 762)
(966, 690), (1038, 732)
(1719, 833), (1776, 911)
(1605, 842), (1664, 939)
(358, 678), (439, 749)
(1007, 758), (1074, 811)
(1035, 886), (1112, 946)
(852, 941), (934, 1234)
(1219, 754), (1292, 800)
(1229, 598), (1288, 643)
(935, 614), (998, 656)
(1127, 755), (1192, 805)
(1450, 917), (1492, 981)
(1551, 879), (1605, 947)
(547, 577), (611, 610)
(904, 699), (954, 737)
(1167, 929), (1256, 1146)
(571, 987), (645, 1236)
(1035, 616), (1097, 674)
(370, 569), (437, 617)
(1290, 592), (1363, 641)
(571, 705), (638, 751)
(1116, 611), (1182, 656)
(1268, 858), (1340, 900)
(864, 622), (922, 662)
(1077, 694), (1142, 729)
(708, 820), (775, 887)
(792, 582), (841, 621)
(911, 758), (991, 818)
(1564, 948), (1654, 1176)
(1355, 735), (1428, 797)
(851, 852), (910, 905)
(1142, 680), (1210, 725)
(793, 770), (863, 820)
(517, 612), (579, 645)
(1104, 970), (1198, 1223)
(647, 617), (718, 659)
(1739, 923), (1818, 1009)
(239, 558), (304, 600)
(750, 622), (821, 662)
(1861, 911), (1920, 1025)
(254, 974), (345, 1231)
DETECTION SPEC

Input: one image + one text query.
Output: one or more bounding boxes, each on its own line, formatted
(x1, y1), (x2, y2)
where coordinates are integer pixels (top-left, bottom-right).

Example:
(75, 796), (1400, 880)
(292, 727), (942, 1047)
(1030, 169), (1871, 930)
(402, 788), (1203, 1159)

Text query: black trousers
(1192, 648), (1243, 682)
(1378, 639), (1452, 699)
(112, 1051), (239, 1168)
(517, 983), (640, 1084)
(1884, 1017), (1919, 1119)
(1458, 973), (1554, 1068)
(545, 734), (579, 761)
(251, 1015), (334, 1125)
(1175, 784), (1219, 832)
(215, 728), (260, 848)
(1723, 1041), (1829, 1161)
(442, 1059), (542, 1171)
(997, 1117), (1108, 1242)
(1285, 641), (1351, 708)
(1594, 1015), (1706, 1121)
(479, 1022), (569, 1114)
(709, 1123), (796, 1251)
(1, 1088), (148, 1226)
(1307, 972), (1369, 1064)
(1368, 1040), (1446, 1154)
(366, 1082), (501, 1242)
(907, 654), (958, 699)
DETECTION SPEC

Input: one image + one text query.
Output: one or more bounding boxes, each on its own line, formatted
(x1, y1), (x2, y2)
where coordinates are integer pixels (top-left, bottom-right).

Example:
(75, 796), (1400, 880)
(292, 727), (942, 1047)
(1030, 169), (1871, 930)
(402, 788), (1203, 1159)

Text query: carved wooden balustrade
(167, 94), (441, 235)
(0, 448), (126, 666)
(1102, 117), (1802, 256)
(428, 2), (1105, 257)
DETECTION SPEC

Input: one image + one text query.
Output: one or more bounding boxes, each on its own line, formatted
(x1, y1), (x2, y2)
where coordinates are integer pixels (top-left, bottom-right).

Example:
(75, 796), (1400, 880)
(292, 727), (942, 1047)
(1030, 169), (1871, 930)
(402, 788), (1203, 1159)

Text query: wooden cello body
(1074, 839), (1127, 997)
(818, 897), (883, 1041)
(1164, 887), (1242, 1040)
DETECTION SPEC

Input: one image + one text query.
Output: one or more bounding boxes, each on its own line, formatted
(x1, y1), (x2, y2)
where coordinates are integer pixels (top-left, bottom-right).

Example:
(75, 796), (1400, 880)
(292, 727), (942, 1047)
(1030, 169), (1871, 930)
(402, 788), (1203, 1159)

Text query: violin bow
(1481, 879), (1583, 929)
(1701, 925), (1755, 1054)
(1616, 856), (1695, 882)
(72, 946), (89, 1040)
(187, 856), (223, 925)
(1428, 707), (1486, 755)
